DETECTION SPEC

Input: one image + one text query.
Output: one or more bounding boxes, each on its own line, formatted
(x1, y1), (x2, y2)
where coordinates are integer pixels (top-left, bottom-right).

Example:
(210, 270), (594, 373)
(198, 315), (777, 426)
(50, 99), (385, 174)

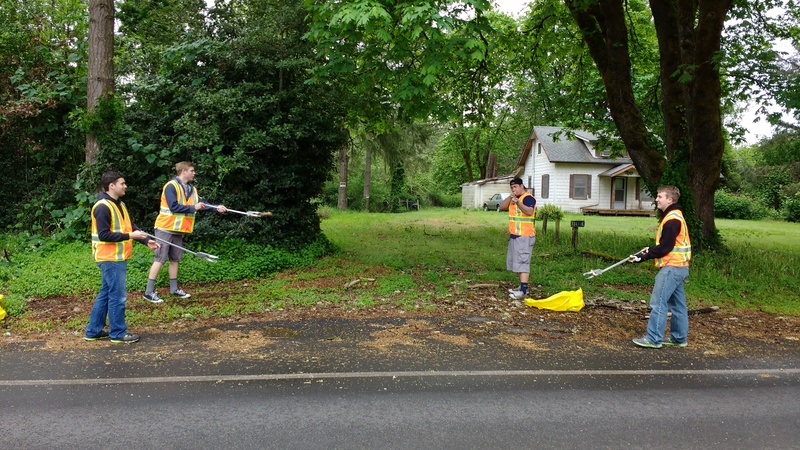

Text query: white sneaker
(508, 290), (526, 300)
(508, 287), (522, 294)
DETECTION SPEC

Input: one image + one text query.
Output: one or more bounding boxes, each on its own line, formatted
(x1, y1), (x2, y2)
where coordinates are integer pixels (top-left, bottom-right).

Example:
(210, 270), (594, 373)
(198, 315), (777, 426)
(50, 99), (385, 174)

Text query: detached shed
(460, 175), (514, 209)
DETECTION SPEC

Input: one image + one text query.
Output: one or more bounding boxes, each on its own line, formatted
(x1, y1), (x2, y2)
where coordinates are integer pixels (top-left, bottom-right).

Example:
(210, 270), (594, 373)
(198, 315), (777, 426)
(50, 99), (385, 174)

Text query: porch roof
(597, 163), (638, 177)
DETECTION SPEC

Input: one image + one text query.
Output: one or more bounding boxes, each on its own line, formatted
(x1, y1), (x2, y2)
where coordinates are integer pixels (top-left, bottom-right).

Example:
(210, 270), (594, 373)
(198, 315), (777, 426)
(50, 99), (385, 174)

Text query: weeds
(2, 208), (799, 335)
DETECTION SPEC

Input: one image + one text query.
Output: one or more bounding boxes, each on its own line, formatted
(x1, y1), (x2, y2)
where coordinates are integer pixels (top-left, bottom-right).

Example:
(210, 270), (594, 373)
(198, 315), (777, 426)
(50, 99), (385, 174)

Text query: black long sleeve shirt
(93, 192), (147, 244)
(642, 203), (683, 261)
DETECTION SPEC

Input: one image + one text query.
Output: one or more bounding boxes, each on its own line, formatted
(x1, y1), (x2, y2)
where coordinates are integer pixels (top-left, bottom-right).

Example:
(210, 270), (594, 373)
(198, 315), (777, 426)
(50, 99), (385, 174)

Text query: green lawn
(322, 208), (800, 314)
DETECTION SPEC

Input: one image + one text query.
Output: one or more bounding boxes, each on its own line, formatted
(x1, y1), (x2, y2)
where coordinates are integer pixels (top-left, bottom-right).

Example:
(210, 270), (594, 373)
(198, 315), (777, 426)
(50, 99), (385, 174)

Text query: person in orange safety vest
(86, 171), (159, 344)
(629, 185), (692, 349)
(499, 177), (537, 300)
(143, 162), (226, 303)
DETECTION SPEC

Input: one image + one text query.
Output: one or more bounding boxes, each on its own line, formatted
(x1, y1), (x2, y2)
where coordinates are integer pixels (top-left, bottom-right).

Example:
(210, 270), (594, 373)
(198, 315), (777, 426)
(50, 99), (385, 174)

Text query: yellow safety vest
(654, 209), (692, 268)
(154, 180), (199, 233)
(91, 199), (133, 262)
(508, 192), (536, 236)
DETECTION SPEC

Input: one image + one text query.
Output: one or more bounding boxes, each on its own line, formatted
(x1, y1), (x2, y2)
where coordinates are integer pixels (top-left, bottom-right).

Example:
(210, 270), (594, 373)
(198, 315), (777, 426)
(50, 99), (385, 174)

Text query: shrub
(783, 193), (800, 223)
(714, 190), (770, 220)
(536, 203), (565, 221)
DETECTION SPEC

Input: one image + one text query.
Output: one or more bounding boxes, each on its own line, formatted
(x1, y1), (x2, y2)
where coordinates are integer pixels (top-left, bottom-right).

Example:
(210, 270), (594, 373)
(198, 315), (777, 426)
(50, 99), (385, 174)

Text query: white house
(461, 175), (514, 209)
(518, 126), (654, 215)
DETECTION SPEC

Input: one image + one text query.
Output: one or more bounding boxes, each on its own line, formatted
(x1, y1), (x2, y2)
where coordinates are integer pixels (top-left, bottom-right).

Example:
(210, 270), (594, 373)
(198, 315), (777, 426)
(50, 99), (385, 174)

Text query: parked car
(483, 193), (510, 211)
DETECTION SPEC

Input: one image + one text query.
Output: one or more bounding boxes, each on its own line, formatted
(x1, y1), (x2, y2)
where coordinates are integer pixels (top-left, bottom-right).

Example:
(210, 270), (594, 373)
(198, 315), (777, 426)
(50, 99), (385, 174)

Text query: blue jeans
(85, 261), (129, 339)
(646, 266), (689, 345)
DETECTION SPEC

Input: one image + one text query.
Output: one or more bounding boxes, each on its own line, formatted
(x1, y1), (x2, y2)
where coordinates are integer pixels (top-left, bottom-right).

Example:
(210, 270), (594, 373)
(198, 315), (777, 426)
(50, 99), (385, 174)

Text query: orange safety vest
(154, 180), (199, 233)
(508, 192), (536, 236)
(654, 209), (692, 268)
(91, 199), (133, 262)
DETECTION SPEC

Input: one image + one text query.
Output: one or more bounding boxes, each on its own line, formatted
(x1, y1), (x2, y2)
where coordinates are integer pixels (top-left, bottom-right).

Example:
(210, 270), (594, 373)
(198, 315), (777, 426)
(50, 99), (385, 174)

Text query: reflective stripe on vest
(91, 199), (133, 262)
(654, 209), (692, 268)
(154, 180), (198, 233)
(508, 192), (536, 236)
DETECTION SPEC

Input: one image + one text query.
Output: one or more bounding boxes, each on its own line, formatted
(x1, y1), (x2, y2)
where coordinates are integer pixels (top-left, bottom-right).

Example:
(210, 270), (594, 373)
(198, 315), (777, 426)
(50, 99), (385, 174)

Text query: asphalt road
(2, 316), (798, 449)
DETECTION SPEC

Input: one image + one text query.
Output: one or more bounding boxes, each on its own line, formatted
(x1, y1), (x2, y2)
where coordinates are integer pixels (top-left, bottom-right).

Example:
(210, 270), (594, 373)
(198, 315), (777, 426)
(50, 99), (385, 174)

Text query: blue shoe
(662, 337), (688, 347)
(632, 337), (662, 348)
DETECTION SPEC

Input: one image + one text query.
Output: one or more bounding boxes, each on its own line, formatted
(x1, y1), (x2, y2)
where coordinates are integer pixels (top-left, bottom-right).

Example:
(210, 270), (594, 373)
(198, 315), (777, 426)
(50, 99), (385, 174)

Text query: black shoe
(84, 331), (110, 341)
(171, 289), (191, 299)
(110, 333), (140, 344)
(143, 292), (164, 303)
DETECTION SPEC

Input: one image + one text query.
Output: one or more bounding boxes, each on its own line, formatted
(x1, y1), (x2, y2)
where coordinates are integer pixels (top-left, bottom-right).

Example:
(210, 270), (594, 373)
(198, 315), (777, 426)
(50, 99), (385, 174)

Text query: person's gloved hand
(629, 248), (647, 263)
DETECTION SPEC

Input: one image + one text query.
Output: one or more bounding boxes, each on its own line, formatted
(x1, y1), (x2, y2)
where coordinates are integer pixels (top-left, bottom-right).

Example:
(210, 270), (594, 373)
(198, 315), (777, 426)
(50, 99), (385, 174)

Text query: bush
(783, 193), (800, 223)
(536, 203), (565, 221)
(714, 190), (770, 220)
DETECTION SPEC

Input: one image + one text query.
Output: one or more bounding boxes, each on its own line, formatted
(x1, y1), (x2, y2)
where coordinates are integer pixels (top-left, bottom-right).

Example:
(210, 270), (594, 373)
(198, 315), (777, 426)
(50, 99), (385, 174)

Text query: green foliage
(535, 203), (564, 221)
(714, 189), (771, 220)
(0, 233), (333, 317)
(783, 192), (800, 222)
(92, 1), (347, 247)
(0, 0), (89, 235)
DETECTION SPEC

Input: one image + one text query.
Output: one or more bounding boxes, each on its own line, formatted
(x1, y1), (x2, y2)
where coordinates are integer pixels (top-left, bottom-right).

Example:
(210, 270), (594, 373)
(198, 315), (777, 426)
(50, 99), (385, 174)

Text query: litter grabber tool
(208, 205), (272, 218)
(583, 251), (645, 279)
(144, 232), (219, 263)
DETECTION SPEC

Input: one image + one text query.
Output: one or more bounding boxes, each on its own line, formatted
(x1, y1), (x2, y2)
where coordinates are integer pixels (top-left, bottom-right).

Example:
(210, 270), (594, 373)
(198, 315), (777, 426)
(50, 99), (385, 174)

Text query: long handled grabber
(144, 232), (219, 263)
(208, 205), (272, 218)
(583, 251), (644, 279)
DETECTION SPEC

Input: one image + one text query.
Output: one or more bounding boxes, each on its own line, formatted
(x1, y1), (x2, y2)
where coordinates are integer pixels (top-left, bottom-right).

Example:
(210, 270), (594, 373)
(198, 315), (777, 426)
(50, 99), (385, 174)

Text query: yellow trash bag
(525, 288), (584, 312)
(0, 294), (6, 321)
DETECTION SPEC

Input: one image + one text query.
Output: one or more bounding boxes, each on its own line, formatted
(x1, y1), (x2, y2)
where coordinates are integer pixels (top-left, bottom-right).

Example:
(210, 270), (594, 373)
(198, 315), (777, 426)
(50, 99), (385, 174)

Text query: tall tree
(563, 0), (733, 247)
(563, 0), (800, 247)
(85, 0), (115, 163)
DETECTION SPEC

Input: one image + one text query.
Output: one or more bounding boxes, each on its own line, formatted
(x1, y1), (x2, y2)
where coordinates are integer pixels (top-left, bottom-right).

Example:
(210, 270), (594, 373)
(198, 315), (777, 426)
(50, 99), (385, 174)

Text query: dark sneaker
(662, 337), (688, 347)
(632, 337), (662, 349)
(84, 331), (110, 341)
(110, 333), (140, 344)
(171, 289), (191, 299)
(143, 292), (164, 303)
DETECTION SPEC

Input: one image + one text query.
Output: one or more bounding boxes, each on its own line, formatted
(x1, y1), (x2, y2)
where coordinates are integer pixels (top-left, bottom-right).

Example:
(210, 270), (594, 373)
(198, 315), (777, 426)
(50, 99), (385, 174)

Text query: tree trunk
(86, 0), (115, 164)
(685, 0), (729, 243)
(364, 143), (372, 211)
(566, 0), (733, 248)
(337, 143), (348, 210)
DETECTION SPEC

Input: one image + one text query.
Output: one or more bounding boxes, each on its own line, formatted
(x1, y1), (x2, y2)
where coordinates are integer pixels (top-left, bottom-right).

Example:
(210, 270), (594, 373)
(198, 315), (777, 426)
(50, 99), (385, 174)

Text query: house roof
(460, 174), (514, 187)
(521, 126), (633, 165)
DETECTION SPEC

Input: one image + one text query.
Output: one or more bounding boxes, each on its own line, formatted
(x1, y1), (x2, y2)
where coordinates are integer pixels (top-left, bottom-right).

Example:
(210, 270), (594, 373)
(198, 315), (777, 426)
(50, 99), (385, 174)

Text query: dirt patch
(2, 280), (799, 357)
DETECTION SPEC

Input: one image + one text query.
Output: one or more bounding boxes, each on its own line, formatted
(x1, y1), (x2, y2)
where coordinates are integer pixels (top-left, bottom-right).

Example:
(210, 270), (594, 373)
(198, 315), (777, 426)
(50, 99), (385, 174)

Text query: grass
(320, 209), (800, 315)
(1, 208), (798, 333)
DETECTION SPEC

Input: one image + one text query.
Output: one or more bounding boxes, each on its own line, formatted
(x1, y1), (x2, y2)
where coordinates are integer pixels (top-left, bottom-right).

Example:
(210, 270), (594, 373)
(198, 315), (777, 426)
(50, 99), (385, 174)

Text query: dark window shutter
(569, 175), (575, 199)
(587, 175), (592, 199)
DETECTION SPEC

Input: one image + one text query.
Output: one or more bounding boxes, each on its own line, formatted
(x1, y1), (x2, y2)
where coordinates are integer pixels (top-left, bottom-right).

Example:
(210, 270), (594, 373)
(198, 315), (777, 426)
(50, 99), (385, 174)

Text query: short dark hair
(100, 171), (125, 192)
(510, 177), (524, 186)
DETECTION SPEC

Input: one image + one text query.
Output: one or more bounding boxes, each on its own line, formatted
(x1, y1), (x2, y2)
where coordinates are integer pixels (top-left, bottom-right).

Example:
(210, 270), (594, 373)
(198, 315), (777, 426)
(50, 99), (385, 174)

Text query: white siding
(461, 177), (513, 209)
(520, 137), (622, 212)
(461, 185), (475, 208)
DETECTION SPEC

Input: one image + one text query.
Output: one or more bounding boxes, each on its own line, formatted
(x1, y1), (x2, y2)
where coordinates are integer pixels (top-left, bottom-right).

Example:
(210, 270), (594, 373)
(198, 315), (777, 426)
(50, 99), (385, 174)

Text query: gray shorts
(152, 229), (184, 263)
(506, 235), (536, 273)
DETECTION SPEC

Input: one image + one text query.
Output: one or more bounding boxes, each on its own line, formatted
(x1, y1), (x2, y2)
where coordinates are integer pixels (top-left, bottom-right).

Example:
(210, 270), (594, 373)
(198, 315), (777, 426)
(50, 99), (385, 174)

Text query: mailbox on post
(570, 220), (585, 248)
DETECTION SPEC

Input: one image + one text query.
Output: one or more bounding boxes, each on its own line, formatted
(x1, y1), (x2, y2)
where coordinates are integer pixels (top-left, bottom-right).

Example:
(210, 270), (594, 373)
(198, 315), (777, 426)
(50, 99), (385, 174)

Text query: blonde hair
(175, 161), (194, 175)
(658, 185), (681, 202)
